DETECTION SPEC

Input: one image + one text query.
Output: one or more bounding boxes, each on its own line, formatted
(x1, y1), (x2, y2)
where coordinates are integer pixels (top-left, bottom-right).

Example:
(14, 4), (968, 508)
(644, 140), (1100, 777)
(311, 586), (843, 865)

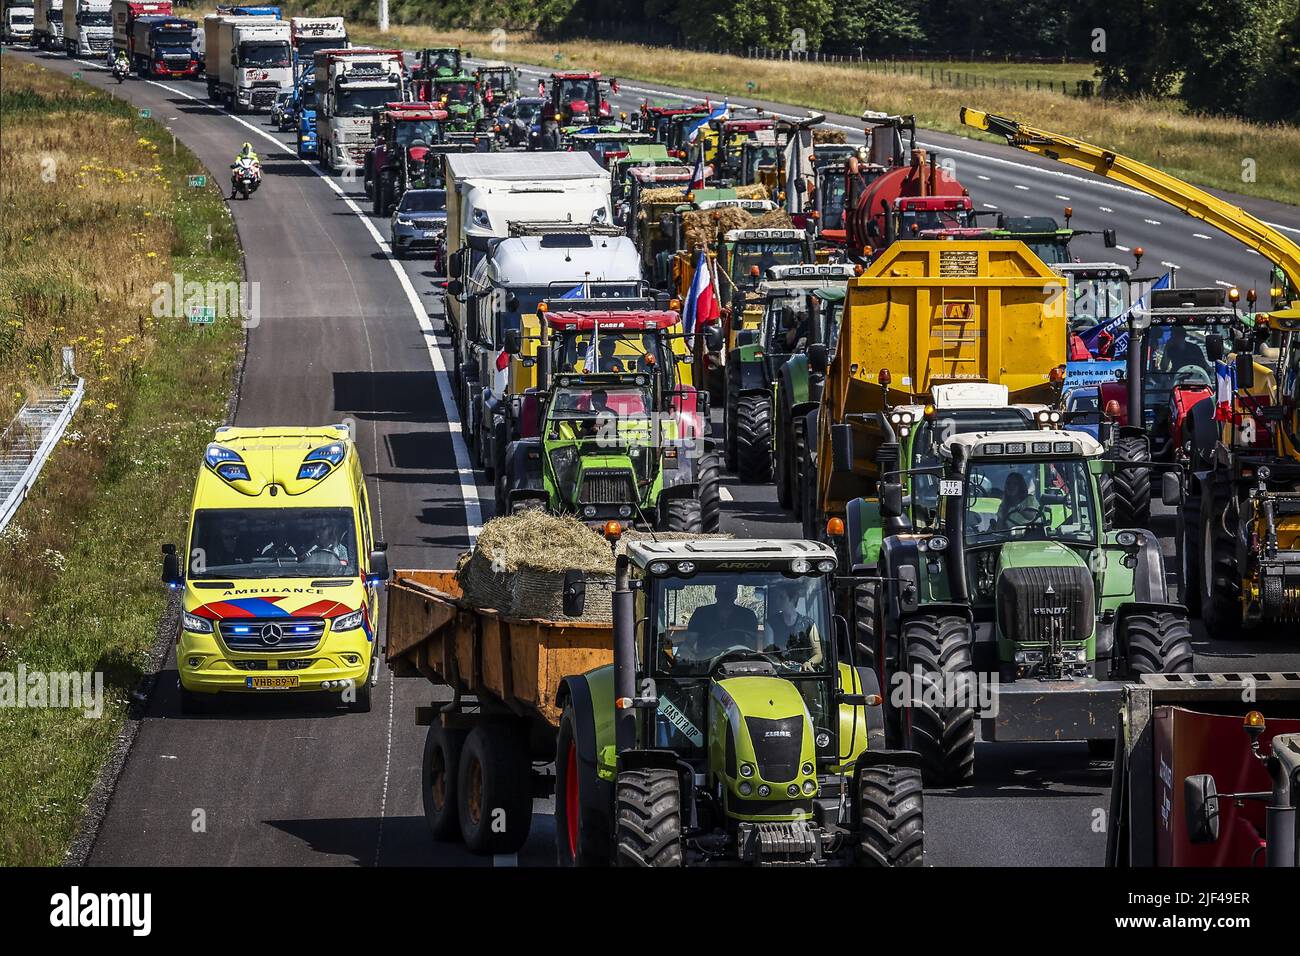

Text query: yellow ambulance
(163, 426), (386, 714)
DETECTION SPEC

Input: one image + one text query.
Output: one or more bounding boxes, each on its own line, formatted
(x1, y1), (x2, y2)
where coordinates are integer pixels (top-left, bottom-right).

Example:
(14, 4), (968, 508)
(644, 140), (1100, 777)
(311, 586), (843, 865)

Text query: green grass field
(0, 57), (244, 865)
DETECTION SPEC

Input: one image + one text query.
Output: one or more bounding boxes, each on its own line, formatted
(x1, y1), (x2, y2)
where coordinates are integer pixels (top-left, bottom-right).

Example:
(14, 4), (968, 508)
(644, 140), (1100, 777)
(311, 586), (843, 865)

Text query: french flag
(690, 151), (706, 190)
(681, 250), (719, 334)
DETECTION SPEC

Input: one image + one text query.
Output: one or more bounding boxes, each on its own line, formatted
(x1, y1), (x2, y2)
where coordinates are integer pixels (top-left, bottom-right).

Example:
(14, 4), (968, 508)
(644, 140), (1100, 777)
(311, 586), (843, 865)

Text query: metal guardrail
(0, 378), (85, 535)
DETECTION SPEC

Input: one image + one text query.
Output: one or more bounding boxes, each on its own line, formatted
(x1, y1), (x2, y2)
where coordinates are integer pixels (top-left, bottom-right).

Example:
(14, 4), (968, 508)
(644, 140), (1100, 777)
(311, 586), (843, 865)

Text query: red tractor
(363, 102), (448, 217)
(538, 71), (614, 150)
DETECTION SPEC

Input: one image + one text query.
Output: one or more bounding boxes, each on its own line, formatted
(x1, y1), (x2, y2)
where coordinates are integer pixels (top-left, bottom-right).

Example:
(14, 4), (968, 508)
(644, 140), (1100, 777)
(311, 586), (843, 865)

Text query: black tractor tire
(791, 418), (809, 522)
(775, 399), (793, 509)
(660, 498), (704, 534)
(1122, 610), (1195, 676)
(554, 706), (610, 866)
(724, 377), (739, 473)
(852, 581), (881, 674)
(421, 722), (466, 842)
(541, 121), (560, 151)
(1110, 436), (1151, 528)
(456, 722), (534, 855)
(1201, 481), (1243, 638)
(735, 393), (772, 483)
(900, 615), (976, 786)
(1179, 491), (1202, 615)
(855, 765), (925, 867)
(1098, 472), (1117, 528)
(614, 768), (683, 867)
(698, 453), (723, 534)
(371, 173), (385, 216)
(799, 449), (820, 541)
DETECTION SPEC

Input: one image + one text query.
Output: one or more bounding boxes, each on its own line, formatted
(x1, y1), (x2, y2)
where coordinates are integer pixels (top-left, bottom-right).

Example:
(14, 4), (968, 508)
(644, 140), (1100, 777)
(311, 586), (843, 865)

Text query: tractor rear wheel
(855, 765), (924, 867)
(735, 393), (772, 483)
(661, 498), (703, 533)
(900, 615), (976, 786)
(1122, 610), (1195, 676)
(698, 453), (723, 533)
(1110, 436), (1151, 528)
(421, 722), (466, 842)
(614, 768), (683, 867)
(1201, 481), (1244, 638)
(456, 722), (533, 855)
(554, 706), (609, 866)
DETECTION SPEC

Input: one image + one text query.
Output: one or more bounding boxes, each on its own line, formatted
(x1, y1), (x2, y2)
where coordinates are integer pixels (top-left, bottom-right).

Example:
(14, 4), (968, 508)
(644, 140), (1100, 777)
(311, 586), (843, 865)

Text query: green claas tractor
(848, 426), (1194, 784)
(555, 538), (926, 866)
(725, 263), (856, 484)
(502, 369), (718, 532)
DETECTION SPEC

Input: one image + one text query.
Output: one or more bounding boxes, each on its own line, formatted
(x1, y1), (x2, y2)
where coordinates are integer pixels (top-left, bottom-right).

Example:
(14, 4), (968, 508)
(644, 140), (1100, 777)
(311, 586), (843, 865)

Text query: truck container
(385, 568), (614, 855)
(109, 0), (168, 60)
(32, 0), (61, 48)
(129, 15), (195, 77)
(313, 47), (405, 171)
(811, 240), (1065, 524)
(1108, 672), (1300, 866)
(205, 13), (291, 113)
(62, 0), (109, 55)
(289, 14), (344, 65)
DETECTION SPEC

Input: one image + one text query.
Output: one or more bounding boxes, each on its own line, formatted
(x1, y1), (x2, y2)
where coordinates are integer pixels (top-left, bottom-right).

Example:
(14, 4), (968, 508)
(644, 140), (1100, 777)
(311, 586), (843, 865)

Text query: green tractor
(555, 538), (926, 866)
(847, 425), (1194, 784)
(431, 73), (484, 134)
(724, 263), (856, 484)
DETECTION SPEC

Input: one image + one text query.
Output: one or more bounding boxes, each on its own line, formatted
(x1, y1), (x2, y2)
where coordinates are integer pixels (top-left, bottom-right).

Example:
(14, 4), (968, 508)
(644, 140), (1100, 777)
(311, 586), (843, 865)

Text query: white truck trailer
(312, 47), (405, 172)
(62, 0), (109, 55)
(32, 0), (61, 49)
(204, 14), (291, 113)
(289, 14), (344, 65)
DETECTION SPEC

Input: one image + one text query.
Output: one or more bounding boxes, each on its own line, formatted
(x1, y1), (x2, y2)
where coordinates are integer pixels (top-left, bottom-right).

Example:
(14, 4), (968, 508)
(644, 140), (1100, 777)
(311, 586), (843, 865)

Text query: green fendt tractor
(850, 427), (1194, 784)
(725, 263), (856, 483)
(555, 537), (925, 866)
(432, 73), (484, 134)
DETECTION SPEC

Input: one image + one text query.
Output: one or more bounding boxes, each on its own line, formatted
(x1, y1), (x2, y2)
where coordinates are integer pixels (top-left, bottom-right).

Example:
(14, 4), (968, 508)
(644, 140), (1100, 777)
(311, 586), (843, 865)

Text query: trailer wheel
(1110, 436), (1151, 528)
(900, 614), (976, 786)
(855, 765), (924, 867)
(661, 498), (703, 533)
(457, 722), (533, 855)
(735, 393), (772, 483)
(1201, 481), (1243, 638)
(421, 723), (466, 842)
(698, 453), (723, 533)
(1121, 610), (1194, 676)
(554, 707), (609, 866)
(614, 768), (683, 867)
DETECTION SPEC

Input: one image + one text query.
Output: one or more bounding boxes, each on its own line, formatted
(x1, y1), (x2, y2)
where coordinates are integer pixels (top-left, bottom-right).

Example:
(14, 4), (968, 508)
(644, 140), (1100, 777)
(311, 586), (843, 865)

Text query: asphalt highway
(10, 45), (1299, 868)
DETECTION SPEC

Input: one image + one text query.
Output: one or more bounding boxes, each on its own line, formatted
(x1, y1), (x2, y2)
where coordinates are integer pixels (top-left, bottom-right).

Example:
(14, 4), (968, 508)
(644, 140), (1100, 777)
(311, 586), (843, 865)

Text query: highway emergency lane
(9, 48), (559, 866)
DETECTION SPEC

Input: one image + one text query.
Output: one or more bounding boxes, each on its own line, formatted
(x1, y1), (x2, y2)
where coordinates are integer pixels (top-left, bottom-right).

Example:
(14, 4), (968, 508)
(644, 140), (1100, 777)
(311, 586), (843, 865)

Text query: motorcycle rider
(113, 50), (130, 79)
(230, 143), (261, 198)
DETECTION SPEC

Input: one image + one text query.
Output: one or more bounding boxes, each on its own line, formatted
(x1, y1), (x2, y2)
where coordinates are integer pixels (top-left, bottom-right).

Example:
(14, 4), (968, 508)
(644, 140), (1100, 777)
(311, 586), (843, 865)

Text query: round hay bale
(813, 128), (847, 144)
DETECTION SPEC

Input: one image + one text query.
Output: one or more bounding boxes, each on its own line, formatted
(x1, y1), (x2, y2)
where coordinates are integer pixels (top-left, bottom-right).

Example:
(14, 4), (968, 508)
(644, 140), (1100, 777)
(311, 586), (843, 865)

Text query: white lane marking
(1161, 260), (1181, 270)
(1115, 244), (1131, 252)
(1055, 194), (1071, 201)
(1099, 206), (1114, 213)
(489, 59), (1300, 238)
(1144, 218), (1162, 225)
(719, 487), (733, 502)
(976, 174), (990, 181)
(1215, 280), (1235, 288)
(982, 203), (998, 210)
(1193, 233), (1212, 240)
(1013, 184), (1029, 190)
(142, 77), (486, 539)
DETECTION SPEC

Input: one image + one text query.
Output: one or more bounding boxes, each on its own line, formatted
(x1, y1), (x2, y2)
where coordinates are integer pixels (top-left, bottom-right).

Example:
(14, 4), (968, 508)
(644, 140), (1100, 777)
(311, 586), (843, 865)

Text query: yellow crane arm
(960, 108), (1300, 325)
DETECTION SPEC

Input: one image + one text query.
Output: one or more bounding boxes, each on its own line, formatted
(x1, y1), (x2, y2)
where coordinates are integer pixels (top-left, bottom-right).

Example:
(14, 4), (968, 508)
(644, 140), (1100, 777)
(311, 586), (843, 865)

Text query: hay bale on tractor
(682, 205), (795, 248)
(813, 128), (847, 144)
(456, 512), (617, 622)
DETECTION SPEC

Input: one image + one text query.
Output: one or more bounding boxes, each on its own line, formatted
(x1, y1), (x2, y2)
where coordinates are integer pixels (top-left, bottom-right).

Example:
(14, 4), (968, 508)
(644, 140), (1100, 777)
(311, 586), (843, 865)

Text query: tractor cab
(431, 74), (482, 130)
(414, 46), (462, 80)
(638, 102), (711, 147)
(549, 71), (612, 127)
(569, 130), (652, 168)
(893, 196), (979, 242)
(739, 133), (781, 189)
(475, 64), (517, 118)
(719, 228), (813, 311)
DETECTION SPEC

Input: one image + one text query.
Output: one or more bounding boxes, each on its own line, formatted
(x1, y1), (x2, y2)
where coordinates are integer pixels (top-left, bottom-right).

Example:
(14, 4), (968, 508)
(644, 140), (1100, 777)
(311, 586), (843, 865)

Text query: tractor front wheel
(1110, 435), (1151, 528)
(735, 393), (772, 483)
(614, 768), (683, 867)
(698, 453), (723, 533)
(900, 615), (976, 786)
(855, 765), (924, 867)
(1122, 610), (1194, 676)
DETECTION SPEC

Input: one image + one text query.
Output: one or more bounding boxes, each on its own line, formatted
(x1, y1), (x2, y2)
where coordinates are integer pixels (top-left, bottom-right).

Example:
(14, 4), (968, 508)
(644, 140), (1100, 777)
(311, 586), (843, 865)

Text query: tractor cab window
(1070, 277), (1129, 324)
(1143, 324), (1220, 393)
(395, 119), (443, 147)
(730, 242), (803, 282)
(548, 385), (652, 439)
(559, 78), (599, 105)
(555, 330), (672, 383)
(743, 145), (779, 183)
(762, 292), (811, 354)
(960, 458), (1098, 546)
(818, 172), (847, 228)
(514, 99), (541, 122)
(437, 81), (474, 104)
(897, 206), (975, 235)
(909, 409), (1036, 529)
(649, 571), (834, 759)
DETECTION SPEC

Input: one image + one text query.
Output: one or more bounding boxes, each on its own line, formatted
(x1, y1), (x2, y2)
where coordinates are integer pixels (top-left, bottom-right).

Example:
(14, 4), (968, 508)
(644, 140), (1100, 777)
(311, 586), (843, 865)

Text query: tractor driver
(994, 471), (1043, 532)
(682, 581), (759, 661)
(1158, 325), (1207, 375)
(766, 584), (823, 672)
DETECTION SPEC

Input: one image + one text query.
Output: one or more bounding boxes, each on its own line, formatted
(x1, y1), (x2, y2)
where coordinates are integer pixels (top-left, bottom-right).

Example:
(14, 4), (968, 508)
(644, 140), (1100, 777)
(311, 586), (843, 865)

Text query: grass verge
(340, 24), (1300, 206)
(0, 55), (244, 865)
